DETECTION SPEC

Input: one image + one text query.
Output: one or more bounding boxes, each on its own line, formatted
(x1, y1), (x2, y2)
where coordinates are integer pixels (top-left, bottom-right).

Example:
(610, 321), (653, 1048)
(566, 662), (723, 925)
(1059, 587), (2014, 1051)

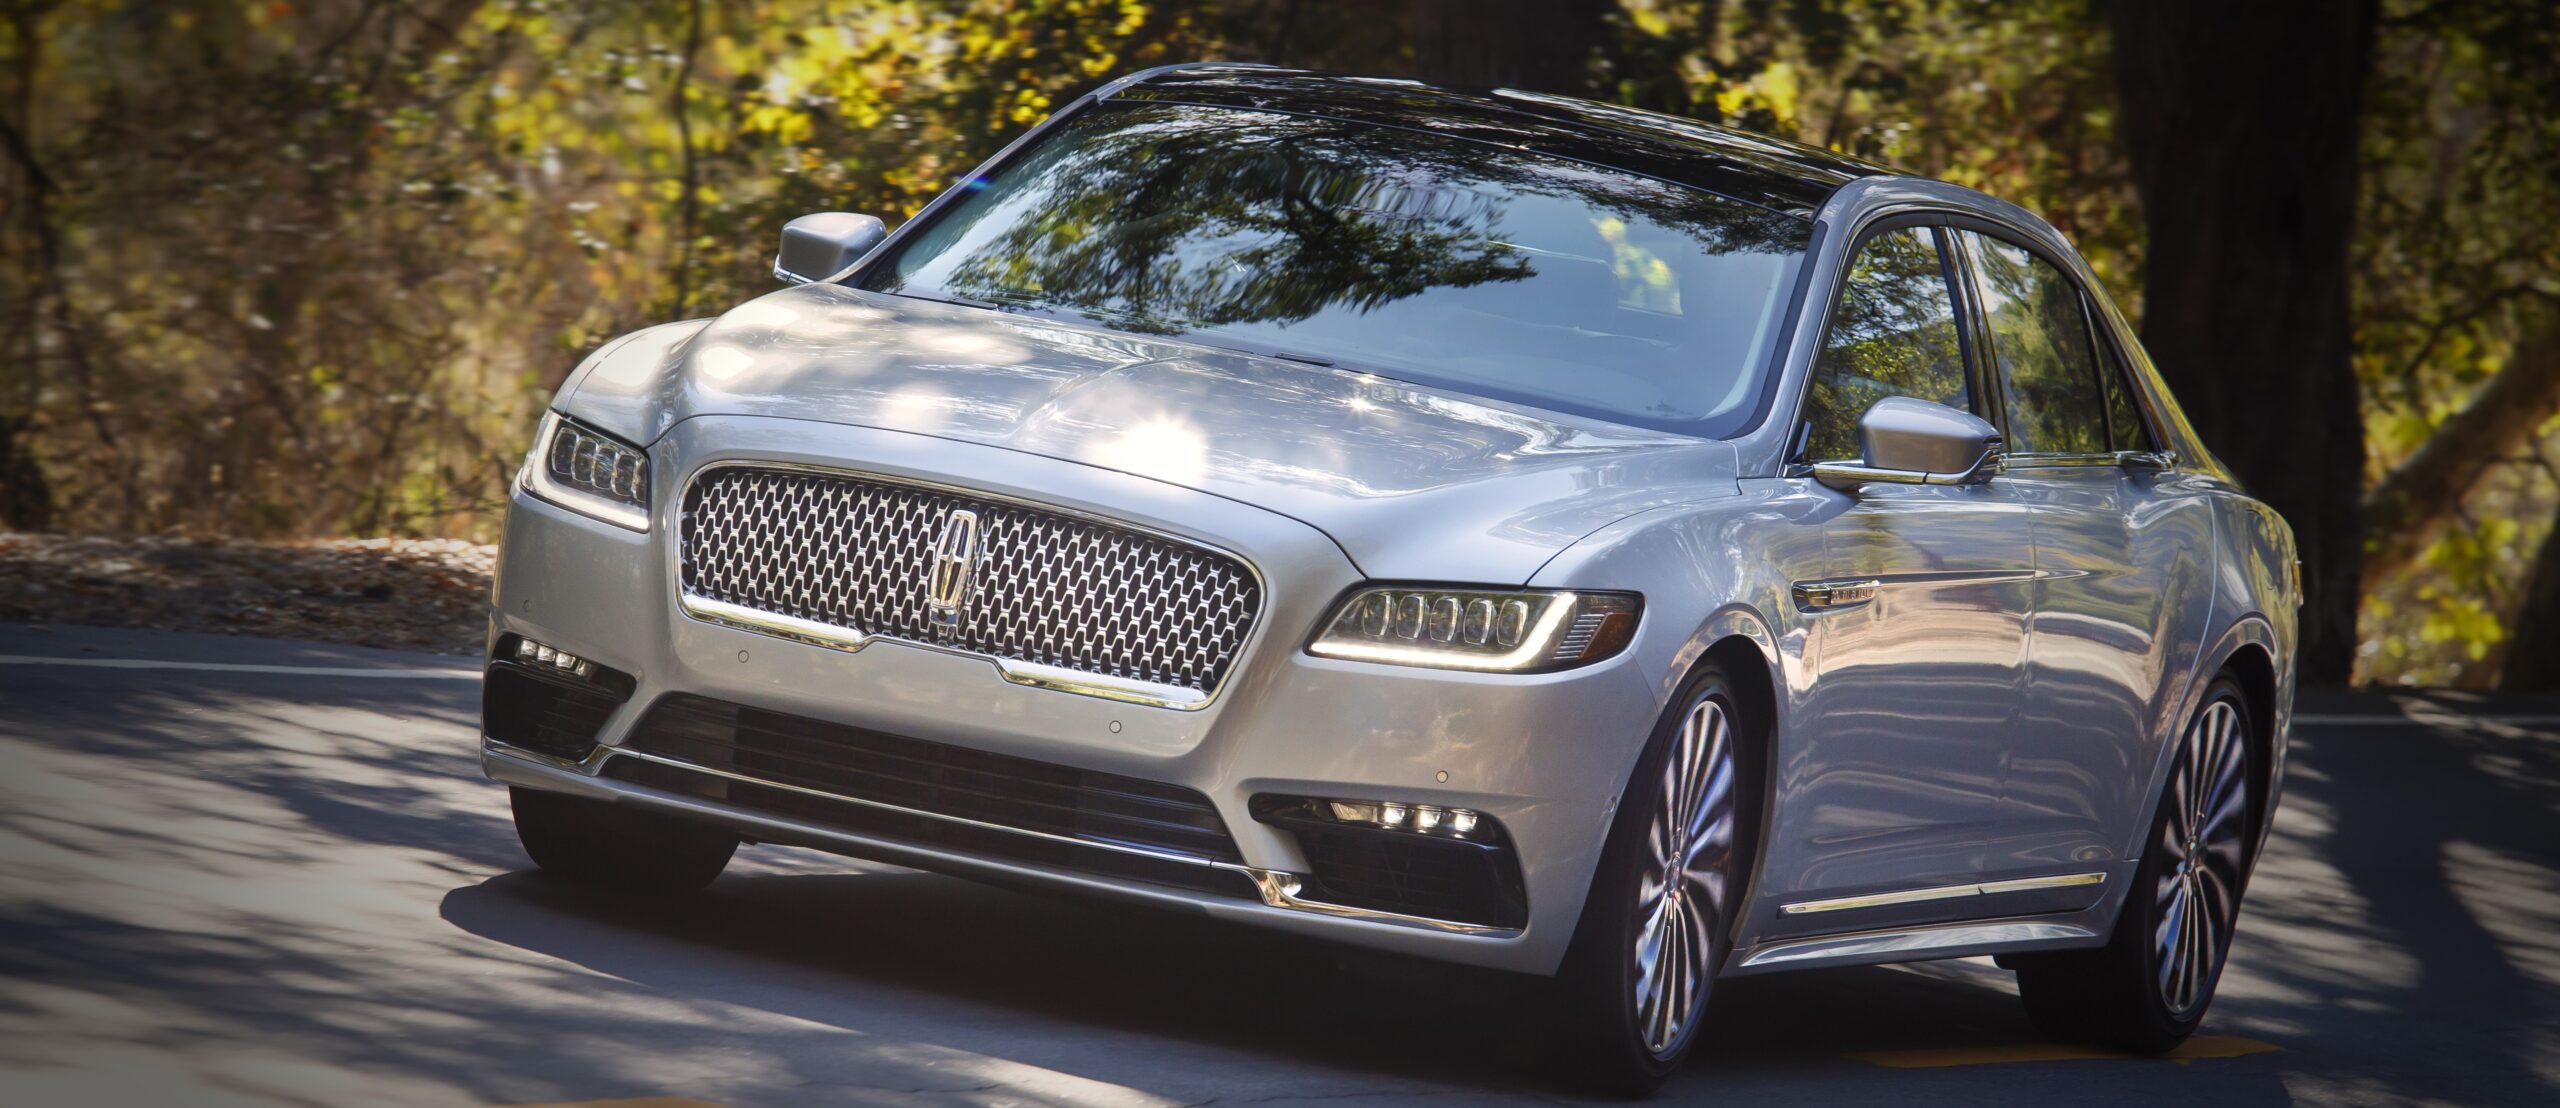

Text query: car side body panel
(2001, 464), (2222, 877)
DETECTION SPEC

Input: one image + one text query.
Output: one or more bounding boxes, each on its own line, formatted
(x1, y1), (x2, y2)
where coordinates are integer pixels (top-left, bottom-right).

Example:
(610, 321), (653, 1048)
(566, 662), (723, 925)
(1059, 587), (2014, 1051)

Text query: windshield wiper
(888, 289), (1005, 312)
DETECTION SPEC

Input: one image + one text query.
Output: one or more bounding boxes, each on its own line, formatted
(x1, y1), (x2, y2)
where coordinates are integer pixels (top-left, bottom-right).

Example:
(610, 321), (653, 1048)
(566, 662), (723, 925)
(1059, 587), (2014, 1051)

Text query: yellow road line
(1850, 1034), (2282, 1069)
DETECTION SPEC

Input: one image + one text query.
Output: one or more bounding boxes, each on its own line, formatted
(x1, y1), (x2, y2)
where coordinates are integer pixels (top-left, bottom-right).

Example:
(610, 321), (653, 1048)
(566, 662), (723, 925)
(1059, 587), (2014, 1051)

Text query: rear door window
(1801, 226), (1971, 462)
(2094, 338), (2151, 453)
(1960, 231), (2108, 456)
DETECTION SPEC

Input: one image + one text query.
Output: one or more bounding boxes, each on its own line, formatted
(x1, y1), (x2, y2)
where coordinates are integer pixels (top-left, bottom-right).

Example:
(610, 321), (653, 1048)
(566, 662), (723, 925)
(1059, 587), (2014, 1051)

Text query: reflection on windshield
(862, 102), (1810, 438)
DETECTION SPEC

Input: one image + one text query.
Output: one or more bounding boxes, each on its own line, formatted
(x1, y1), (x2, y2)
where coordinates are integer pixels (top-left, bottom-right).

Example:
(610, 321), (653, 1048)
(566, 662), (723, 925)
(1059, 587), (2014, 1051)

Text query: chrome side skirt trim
(1778, 870), (2106, 916)
(487, 739), (1514, 938)
(1737, 919), (2101, 970)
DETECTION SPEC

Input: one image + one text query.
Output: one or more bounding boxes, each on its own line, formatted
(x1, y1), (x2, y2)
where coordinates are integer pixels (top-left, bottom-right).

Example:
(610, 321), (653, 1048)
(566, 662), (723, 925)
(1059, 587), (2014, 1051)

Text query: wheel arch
(2219, 637), (2281, 867)
(2135, 615), (2288, 868)
(1698, 631), (1778, 949)
(1569, 607), (1783, 958)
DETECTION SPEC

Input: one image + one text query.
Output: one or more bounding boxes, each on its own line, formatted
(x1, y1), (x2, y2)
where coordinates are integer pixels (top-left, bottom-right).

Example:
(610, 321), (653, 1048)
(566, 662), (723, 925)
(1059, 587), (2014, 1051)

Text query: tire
(1552, 664), (1752, 1097)
(2012, 675), (2256, 1052)
(510, 786), (739, 893)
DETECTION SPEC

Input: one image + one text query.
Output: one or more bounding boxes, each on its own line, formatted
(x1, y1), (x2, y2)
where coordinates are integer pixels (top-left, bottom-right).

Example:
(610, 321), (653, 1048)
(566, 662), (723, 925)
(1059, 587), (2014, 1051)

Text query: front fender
(551, 318), (715, 445)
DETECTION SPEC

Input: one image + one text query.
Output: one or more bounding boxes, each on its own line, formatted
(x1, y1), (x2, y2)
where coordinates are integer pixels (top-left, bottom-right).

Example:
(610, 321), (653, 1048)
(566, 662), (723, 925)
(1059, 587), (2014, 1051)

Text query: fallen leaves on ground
(0, 532), (494, 655)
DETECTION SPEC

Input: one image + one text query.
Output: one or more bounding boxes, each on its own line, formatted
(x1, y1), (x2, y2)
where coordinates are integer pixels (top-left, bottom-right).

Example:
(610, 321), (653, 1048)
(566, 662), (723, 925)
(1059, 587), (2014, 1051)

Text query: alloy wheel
(2154, 697), (2251, 1018)
(1631, 694), (1737, 1059)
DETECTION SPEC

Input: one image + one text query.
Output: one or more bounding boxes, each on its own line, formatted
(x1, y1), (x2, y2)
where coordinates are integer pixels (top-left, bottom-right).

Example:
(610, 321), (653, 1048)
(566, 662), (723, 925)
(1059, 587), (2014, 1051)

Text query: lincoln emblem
(925, 509), (981, 626)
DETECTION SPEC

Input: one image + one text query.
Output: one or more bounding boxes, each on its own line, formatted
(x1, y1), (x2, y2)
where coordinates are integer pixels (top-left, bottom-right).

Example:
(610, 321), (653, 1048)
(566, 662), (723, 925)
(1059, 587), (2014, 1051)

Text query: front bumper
(484, 415), (1661, 974)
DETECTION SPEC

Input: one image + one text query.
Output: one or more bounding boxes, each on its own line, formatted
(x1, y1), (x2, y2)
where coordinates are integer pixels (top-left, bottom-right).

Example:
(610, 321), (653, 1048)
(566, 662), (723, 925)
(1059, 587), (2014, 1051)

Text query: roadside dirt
(0, 533), (494, 655)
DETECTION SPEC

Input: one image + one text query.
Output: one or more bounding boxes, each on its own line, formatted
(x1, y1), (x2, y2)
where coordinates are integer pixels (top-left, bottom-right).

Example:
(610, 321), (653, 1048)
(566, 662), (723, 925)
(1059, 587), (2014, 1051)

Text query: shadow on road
(0, 633), (2545, 1104)
(438, 861), (2178, 1099)
(2217, 697), (2560, 1105)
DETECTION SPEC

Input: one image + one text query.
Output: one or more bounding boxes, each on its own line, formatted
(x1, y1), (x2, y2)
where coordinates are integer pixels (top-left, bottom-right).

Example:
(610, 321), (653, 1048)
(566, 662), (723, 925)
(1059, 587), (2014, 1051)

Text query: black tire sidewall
(510, 786), (737, 892)
(2121, 677), (2256, 1044)
(1559, 662), (1750, 1092)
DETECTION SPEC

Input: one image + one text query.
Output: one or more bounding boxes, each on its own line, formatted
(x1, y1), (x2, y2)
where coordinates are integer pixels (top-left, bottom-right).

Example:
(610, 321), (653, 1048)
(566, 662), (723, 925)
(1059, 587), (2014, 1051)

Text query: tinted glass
(2094, 335), (2150, 452)
(861, 103), (1811, 438)
(1963, 231), (2107, 455)
(1801, 227), (1969, 462)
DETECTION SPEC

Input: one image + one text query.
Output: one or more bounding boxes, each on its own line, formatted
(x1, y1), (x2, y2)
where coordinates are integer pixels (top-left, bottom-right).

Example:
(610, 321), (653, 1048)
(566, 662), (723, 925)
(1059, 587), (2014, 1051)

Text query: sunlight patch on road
(508, 1099), (727, 1108)
(1849, 1034), (2282, 1069)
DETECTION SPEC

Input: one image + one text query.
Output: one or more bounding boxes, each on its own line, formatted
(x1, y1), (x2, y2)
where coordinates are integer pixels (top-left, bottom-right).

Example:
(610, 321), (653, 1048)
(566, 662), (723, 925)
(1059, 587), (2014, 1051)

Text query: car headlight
(1306, 586), (1641, 672)
(521, 411), (652, 531)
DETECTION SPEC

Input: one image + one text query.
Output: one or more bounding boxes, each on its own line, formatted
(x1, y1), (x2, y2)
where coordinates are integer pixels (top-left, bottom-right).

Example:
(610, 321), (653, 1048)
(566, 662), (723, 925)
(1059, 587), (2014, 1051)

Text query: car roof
(1104, 64), (1892, 216)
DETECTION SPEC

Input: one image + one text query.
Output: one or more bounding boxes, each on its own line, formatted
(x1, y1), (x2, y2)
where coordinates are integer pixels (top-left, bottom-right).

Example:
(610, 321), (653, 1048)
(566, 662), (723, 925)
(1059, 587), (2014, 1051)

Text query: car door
(1954, 228), (2213, 877)
(1771, 222), (2038, 921)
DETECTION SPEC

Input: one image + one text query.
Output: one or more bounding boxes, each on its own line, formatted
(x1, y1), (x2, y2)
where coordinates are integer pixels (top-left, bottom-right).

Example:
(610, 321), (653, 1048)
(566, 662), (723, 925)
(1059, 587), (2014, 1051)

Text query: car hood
(561, 284), (1742, 584)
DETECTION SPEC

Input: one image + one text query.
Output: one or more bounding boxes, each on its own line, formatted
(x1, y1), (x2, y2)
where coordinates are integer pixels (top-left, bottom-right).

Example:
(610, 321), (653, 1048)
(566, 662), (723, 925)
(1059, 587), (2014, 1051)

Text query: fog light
(1306, 796), (1484, 839)
(514, 635), (595, 679)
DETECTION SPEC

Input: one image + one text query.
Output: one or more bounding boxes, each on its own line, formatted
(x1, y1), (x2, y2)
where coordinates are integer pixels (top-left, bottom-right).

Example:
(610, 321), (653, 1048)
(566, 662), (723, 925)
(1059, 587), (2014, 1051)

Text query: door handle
(1793, 578), (1882, 611)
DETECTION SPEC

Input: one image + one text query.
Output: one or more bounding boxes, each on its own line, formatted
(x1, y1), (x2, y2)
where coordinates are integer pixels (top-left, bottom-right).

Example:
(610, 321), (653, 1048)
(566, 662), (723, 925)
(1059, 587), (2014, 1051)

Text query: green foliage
(2351, 0), (2560, 687)
(2, 0), (2553, 686)
(0, 0), (1208, 539)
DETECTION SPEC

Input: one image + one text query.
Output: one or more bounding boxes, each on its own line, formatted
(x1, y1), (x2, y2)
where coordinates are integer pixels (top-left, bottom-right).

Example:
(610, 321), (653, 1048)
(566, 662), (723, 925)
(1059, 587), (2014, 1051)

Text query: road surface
(1, 624), (2554, 1106)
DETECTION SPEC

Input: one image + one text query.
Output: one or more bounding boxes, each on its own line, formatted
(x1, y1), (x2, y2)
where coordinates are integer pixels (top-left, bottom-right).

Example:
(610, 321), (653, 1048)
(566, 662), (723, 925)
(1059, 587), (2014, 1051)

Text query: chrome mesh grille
(678, 467), (1262, 695)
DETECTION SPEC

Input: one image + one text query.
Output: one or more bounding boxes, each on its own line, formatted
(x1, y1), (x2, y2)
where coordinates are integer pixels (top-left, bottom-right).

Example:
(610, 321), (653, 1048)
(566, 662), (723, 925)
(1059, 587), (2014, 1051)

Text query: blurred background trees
(2, 0), (2553, 688)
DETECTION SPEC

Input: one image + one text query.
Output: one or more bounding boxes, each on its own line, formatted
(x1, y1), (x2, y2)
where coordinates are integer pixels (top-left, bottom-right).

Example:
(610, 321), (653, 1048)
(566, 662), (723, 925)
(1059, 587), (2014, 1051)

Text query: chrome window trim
(672, 458), (1268, 712)
(485, 737), (1517, 938)
(2001, 450), (2179, 471)
(1777, 870), (2106, 915)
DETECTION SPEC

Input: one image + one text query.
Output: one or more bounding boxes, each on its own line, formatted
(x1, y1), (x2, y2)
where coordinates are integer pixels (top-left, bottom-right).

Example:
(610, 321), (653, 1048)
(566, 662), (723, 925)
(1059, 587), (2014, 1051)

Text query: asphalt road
(1, 624), (2554, 1107)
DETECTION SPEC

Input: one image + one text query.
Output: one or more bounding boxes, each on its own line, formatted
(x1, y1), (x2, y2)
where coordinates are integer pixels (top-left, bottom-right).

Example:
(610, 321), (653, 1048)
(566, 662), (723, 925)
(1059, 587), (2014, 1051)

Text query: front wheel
(1552, 665), (1749, 1096)
(2013, 676), (2256, 1051)
(510, 786), (739, 894)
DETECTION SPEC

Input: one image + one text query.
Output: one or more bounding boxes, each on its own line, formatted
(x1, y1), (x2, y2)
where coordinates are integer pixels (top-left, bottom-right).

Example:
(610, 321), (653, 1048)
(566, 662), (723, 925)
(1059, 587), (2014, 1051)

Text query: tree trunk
(2112, 1), (2379, 686)
(2363, 330), (2560, 591)
(2504, 515), (2560, 691)
(1404, 0), (1609, 94)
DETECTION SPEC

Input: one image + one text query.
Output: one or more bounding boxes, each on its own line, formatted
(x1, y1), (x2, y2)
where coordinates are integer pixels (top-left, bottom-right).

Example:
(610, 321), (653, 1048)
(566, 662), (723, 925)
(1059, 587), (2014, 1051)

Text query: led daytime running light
(1308, 586), (1640, 672)
(522, 411), (652, 531)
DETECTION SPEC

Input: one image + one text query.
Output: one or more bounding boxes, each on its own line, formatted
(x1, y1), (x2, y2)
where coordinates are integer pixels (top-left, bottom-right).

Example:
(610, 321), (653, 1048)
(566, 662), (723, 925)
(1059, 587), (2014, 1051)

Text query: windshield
(858, 102), (1812, 438)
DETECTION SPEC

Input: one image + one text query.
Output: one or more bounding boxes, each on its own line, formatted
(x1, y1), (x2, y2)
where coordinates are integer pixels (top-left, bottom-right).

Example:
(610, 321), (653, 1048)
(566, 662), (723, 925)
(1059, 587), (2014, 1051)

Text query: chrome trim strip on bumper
(1737, 918), (2101, 970)
(1777, 871), (2107, 915)
(608, 745), (1230, 871)
(1246, 870), (1518, 936)
(485, 739), (1515, 938)
(677, 596), (1216, 710)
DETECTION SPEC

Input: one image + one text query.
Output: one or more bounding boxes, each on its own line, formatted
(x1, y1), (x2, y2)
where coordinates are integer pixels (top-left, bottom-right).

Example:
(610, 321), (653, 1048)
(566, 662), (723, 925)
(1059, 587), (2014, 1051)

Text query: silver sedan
(481, 64), (2299, 1094)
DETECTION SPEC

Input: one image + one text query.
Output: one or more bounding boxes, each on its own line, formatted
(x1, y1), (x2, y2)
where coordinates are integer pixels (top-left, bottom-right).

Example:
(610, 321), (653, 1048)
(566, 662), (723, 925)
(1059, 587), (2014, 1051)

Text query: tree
(2110, 0), (2380, 685)
(2504, 519), (2560, 689)
(1404, 0), (1610, 92)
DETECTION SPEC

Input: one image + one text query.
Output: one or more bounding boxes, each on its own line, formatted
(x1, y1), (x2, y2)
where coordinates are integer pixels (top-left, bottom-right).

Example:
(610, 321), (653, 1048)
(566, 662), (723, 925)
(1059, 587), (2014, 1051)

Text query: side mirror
(774, 212), (888, 285)
(1812, 396), (2004, 491)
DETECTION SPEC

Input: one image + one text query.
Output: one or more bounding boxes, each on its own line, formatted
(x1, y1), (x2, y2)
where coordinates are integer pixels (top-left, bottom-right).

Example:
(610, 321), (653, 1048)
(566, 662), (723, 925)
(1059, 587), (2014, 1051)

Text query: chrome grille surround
(676, 463), (1264, 708)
